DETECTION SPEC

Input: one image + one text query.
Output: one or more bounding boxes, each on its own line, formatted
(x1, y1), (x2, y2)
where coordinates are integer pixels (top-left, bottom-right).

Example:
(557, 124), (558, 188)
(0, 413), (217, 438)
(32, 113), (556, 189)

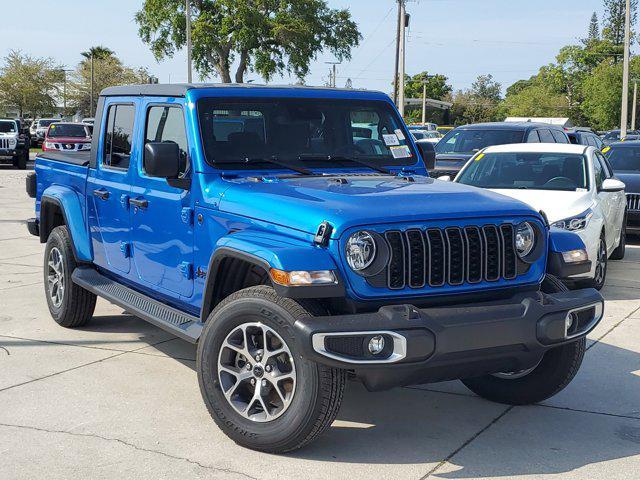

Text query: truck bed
(35, 151), (90, 167)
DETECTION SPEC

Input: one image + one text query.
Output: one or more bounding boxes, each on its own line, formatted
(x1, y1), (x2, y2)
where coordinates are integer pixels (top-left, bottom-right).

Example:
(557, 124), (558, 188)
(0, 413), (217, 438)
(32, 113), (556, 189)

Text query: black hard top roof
(456, 121), (566, 131)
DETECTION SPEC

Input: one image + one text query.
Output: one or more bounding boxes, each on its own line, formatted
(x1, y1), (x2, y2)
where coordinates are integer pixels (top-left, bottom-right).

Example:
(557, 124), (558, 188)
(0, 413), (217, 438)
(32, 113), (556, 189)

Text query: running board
(72, 267), (203, 343)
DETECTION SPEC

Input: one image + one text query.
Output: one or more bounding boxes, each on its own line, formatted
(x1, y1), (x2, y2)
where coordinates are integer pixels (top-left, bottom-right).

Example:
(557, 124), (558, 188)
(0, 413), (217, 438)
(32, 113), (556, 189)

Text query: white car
(448, 143), (627, 289)
(411, 130), (442, 144)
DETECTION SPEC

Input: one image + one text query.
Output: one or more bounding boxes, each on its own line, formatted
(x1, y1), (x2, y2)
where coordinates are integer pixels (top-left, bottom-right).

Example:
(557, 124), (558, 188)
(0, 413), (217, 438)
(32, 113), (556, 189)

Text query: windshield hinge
(314, 221), (333, 247)
(181, 207), (194, 225)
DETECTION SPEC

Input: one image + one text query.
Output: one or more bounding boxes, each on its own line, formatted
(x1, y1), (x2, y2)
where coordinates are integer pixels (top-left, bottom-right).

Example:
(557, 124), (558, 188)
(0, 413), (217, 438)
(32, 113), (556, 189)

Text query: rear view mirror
(601, 178), (625, 192)
(144, 142), (181, 179)
(416, 142), (436, 170)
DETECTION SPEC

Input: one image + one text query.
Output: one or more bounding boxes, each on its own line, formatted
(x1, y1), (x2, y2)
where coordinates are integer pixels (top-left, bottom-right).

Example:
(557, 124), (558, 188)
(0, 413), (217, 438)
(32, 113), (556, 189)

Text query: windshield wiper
(297, 154), (391, 174)
(243, 156), (313, 175)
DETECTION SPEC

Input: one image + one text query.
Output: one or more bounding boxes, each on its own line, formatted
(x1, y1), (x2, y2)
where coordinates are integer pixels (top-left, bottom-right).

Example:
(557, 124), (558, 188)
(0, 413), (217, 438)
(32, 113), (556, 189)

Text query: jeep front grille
(0, 138), (9, 149)
(381, 224), (519, 290)
(627, 193), (640, 212)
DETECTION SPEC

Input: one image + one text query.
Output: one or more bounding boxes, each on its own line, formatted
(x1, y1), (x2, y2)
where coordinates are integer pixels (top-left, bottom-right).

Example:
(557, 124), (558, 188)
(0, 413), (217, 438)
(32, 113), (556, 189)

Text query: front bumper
(294, 288), (603, 390)
(627, 210), (640, 234)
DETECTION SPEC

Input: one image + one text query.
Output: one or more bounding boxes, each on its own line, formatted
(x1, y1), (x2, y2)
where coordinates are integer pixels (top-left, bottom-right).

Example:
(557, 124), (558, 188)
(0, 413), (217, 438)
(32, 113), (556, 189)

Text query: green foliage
(470, 74), (501, 101)
(587, 12), (600, 42)
(0, 50), (62, 117)
(500, 84), (569, 118)
(403, 71), (452, 100)
(602, 0), (637, 46)
(447, 75), (502, 125)
(81, 46), (115, 60)
(135, 0), (361, 83)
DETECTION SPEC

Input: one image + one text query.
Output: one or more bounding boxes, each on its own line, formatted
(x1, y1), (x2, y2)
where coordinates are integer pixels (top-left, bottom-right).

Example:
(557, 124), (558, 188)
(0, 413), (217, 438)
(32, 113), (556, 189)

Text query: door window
(593, 154), (605, 189)
(551, 130), (568, 143)
(595, 151), (613, 178)
(103, 104), (135, 170)
(527, 130), (540, 142)
(145, 106), (189, 177)
(538, 129), (555, 143)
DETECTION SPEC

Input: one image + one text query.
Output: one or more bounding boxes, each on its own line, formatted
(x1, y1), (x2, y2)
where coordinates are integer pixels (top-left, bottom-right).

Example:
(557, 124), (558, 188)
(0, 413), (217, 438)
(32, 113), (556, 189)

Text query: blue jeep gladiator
(26, 84), (603, 453)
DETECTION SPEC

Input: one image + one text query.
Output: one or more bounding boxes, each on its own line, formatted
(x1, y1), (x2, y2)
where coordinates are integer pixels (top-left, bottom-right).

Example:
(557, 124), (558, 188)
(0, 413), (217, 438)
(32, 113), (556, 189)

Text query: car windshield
(412, 131), (427, 140)
(197, 97), (416, 170)
(435, 129), (524, 154)
(38, 119), (57, 128)
(48, 124), (89, 138)
(605, 145), (640, 171)
(0, 121), (16, 133)
(457, 151), (589, 191)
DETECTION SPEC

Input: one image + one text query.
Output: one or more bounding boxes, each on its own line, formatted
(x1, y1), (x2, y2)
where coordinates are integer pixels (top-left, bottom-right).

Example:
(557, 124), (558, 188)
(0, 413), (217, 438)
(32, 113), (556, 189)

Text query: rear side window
(145, 105), (189, 177)
(551, 130), (568, 143)
(527, 130), (540, 143)
(103, 104), (135, 170)
(538, 129), (555, 143)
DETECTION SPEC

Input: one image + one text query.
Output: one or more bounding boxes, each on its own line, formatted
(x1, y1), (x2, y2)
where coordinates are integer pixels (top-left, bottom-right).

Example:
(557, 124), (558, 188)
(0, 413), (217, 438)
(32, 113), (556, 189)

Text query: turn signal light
(270, 268), (337, 286)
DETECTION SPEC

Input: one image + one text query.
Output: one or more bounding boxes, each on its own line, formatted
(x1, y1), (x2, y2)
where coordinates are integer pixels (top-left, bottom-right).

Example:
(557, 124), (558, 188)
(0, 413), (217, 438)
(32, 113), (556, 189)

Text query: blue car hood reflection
(218, 174), (540, 237)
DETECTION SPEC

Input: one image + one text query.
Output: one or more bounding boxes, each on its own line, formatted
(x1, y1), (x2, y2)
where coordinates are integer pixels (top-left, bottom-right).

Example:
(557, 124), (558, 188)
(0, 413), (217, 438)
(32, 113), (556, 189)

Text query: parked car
(81, 117), (95, 125)
(411, 129), (442, 144)
(602, 129), (640, 145)
(0, 118), (30, 169)
(450, 143), (626, 289)
(603, 141), (640, 235)
(433, 122), (571, 178)
(566, 128), (604, 150)
(30, 118), (60, 147)
(26, 84), (603, 453)
(42, 122), (92, 152)
(408, 123), (438, 131)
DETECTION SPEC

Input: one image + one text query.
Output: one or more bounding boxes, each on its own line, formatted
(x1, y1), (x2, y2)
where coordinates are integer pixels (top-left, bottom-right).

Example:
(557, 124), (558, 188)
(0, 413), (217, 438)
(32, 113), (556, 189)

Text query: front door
(87, 101), (138, 275)
(130, 101), (194, 298)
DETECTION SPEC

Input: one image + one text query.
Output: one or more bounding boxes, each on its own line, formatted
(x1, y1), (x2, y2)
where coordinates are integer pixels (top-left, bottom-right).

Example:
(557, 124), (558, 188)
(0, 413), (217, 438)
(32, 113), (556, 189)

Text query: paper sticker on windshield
(394, 129), (406, 141)
(390, 145), (412, 159)
(383, 134), (400, 146)
(475, 153), (485, 161)
(602, 146), (611, 153)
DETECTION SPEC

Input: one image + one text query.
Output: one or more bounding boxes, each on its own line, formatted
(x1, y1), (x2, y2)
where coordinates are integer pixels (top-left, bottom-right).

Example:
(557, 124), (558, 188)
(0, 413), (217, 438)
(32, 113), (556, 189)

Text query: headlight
(515, 222), (535, 258)
(8, 137), (17, 146)
(552, 209), (593, 231)
(345, 231), (377, 271)
(44, 141), (55, 149)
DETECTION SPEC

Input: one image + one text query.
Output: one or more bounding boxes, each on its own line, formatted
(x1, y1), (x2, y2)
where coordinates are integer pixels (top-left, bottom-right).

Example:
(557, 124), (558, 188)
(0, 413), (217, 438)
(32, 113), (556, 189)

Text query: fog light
(368, 335), (385, 354)
(565, 312), (576, 333)
(562, 249), (588, 263)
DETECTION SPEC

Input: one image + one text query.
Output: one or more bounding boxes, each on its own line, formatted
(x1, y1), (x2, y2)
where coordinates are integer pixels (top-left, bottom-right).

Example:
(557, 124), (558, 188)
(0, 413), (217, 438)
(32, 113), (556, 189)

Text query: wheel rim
(47, 247), (65, 308)
(594, 239), (607, 285)
(217, 322), (296, 422)
(492, 357), (543, 380)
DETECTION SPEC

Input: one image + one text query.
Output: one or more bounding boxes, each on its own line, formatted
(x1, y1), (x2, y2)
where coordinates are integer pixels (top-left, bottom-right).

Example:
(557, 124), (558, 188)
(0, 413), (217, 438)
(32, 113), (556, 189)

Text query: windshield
(48, 124), (89, 138)
(38, 119), (57, 128)
(412, 131), (427, 140)
(197, 98), (416, 170)
(0, 121), (17, 133)
(435, 128), (525, 154)
(605, 146), (640, 171)
(457, 151), (589, 191)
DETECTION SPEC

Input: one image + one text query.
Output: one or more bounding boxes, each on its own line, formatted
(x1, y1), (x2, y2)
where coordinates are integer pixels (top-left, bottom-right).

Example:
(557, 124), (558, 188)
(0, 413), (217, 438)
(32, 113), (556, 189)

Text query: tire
(197, 285), (346, 453)
(610, 218), (626, 260)
(461, 275), (586, 405)
(589, 233), (608, 290)
(43, 226), (96, 328)
(17, 150), (28, 170)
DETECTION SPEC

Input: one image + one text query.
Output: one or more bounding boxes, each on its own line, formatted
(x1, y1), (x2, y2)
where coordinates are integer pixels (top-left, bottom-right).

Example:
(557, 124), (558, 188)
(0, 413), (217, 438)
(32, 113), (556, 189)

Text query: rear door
(87, 101), (138, 274)
(129, 100), (194, 298)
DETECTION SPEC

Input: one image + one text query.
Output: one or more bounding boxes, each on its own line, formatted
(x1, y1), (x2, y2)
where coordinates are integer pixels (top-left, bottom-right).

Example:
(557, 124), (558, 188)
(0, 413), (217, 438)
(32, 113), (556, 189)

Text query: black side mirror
(416, 142), (436, 170)
(144, 142), (181, 179)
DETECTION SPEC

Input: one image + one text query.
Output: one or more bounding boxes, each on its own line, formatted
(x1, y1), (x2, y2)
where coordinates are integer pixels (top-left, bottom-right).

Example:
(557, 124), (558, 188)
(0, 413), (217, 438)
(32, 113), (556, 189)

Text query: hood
(615, 172), (640, 193)
(0, 132), (17, 137)
(47, 136), (91, 143)
(488, 188), (592, 223)
(217, 174), (540, 237)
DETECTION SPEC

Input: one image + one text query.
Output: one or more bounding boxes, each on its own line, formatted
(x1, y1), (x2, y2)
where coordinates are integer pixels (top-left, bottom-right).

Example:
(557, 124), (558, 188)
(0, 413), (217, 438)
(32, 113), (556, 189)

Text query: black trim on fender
(547, 251), (592, 279)
(39, 196), (81, 262)
(26, 172), (36, 198)
(200, 247), (346, 323)
(27, 218), (39, 237)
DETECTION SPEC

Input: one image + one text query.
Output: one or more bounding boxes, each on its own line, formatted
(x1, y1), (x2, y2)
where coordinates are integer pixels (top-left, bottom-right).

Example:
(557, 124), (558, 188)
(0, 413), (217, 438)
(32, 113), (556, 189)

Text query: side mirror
(416, 142), (436, 170)
(600, 178), (625, 192)
(437, 175), (452, 182)
(144, 142), (181, 179)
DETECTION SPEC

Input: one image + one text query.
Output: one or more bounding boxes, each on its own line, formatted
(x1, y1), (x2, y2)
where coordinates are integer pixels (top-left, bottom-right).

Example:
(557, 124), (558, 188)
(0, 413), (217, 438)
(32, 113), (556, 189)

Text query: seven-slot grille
(382, 224), (519, 290)
(627, 193), (640, 212)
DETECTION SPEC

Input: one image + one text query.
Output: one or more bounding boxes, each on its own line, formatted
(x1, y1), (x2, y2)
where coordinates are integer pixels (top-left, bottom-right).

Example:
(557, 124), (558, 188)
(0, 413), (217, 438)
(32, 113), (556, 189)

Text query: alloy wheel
(594, 239), (607, 286)
(47, 247), (65, 308)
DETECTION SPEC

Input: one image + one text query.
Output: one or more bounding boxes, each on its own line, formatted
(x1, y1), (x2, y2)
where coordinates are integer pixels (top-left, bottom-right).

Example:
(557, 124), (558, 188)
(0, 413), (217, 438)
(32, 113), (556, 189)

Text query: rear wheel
(461, 275), (586, 405)
(197, 286), (345, 453)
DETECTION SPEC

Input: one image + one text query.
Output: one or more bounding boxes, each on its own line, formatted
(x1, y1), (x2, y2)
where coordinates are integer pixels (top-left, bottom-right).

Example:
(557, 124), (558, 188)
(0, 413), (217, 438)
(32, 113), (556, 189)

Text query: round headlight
(345, 231), (377, 271)
(515, 222), (535, 258)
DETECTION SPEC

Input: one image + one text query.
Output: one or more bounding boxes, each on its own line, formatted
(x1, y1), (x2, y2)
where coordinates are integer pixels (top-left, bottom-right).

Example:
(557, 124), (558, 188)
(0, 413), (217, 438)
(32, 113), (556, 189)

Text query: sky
(0, 0), (620, 95)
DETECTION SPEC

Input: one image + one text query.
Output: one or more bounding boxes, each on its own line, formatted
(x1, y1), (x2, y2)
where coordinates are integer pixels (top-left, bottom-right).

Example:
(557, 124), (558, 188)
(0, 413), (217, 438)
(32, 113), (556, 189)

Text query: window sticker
(390, 145), (412, 159)
(382, 133), (400, 146)
(394, 129), (406, 141)
(474, 153), (485, 161)
(601, 146), (611, 153)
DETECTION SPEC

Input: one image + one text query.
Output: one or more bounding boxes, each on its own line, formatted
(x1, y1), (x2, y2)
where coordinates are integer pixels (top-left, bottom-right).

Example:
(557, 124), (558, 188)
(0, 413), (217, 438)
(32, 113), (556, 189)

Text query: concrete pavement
(1, 164), (640, 479)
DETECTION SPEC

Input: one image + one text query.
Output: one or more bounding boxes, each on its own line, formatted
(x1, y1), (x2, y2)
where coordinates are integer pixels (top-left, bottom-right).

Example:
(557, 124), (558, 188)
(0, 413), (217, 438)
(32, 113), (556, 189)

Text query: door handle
(93, 188), (110, 200)
(129, 197), (149, 209)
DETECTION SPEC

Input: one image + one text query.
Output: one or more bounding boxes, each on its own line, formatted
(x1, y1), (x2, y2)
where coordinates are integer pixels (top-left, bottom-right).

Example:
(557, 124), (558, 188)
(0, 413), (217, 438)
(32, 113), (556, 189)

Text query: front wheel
(610, 219), (626, 260)
(461, 275), (586, 405)
(197, 286), (346, 453)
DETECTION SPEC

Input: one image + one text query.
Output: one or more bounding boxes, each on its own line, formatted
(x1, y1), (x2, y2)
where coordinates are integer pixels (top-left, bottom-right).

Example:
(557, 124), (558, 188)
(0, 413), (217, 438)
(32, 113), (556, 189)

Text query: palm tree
(81, 46), (114, 61)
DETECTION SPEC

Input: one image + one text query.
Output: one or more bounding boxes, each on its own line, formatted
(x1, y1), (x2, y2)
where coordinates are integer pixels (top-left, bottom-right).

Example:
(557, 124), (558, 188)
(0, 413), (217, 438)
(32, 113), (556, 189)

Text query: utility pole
(393, 0), (403, 105)
(621, 0), (631, 137)
(421, 75), (434, 125)
(325, 61), (341, 88)
(186, 0), (193, 83)
(632, 79), (639, 131)
(398, 1), (407, 117)
(90, 54), (94, 117)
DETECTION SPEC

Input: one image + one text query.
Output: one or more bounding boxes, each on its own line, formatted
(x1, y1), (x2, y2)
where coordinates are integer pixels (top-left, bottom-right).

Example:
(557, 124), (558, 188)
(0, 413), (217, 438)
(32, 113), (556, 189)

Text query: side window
(145, 106), (189, 177)
(527, 130), (540, 143)
(538, 129), (554, 143)
(551, 130), (568, 143)
(595, 151), (613, 178)
(103, 104), (135, 170)
(593, 154), (605, 190)
(592, 135), (604, 150)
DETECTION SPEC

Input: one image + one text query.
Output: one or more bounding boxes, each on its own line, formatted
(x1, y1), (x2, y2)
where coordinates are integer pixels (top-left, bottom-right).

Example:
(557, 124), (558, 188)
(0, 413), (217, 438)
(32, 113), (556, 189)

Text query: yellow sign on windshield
(602, 146), (611, 153)
(474, 153), (485, 161)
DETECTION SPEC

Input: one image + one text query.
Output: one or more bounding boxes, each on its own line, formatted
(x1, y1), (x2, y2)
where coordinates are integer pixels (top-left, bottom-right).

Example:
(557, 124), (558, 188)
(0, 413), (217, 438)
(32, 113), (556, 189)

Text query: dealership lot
(1, 166), (640, 479)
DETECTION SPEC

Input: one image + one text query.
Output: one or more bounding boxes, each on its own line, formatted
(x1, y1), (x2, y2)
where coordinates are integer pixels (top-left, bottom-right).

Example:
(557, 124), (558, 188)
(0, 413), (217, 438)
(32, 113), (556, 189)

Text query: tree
(470, 74), (502, 101)
(403, 71), (452, 100)
(602, 0), (637, 46)
(135, 0), (361, 83)
(81, 46), (115, 61)
(500, 84), (570, 118)
(585, 12), (600, 43)
(0, 50), (62, 117)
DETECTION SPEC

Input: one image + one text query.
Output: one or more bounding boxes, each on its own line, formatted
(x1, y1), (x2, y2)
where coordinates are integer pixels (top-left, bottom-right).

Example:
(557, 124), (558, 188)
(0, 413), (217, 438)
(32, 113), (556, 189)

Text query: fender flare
(40, 185), (92, 262)
(547, 227), (591, 279)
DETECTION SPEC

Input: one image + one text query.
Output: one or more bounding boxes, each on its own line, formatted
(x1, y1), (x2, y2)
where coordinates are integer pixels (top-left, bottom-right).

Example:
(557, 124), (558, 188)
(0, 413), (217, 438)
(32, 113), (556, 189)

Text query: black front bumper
(294, 288), (604, 390)
(627, 211), (640, 234)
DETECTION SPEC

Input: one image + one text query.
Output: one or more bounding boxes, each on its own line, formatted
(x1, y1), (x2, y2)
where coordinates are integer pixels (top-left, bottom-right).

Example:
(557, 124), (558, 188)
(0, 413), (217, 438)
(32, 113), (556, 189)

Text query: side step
(72, 267), (203, 343)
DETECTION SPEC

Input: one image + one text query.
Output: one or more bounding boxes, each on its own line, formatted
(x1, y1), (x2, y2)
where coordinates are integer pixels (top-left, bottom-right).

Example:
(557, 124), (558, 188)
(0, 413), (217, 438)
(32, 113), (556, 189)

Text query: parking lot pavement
(1, 166), (640, 480)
